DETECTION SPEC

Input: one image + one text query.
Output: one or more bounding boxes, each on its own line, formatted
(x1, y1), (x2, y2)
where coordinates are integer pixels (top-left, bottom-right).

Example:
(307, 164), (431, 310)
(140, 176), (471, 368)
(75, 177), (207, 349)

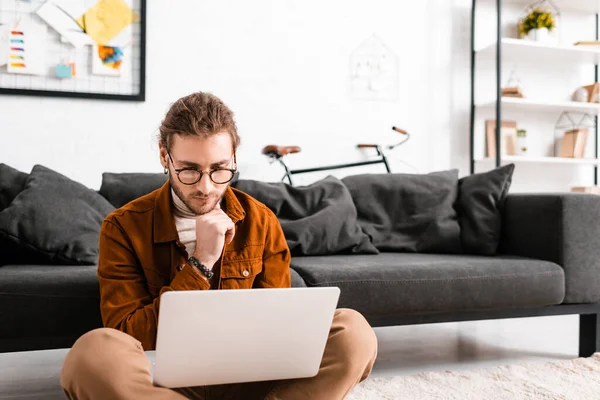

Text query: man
(60, 92), (378, 400)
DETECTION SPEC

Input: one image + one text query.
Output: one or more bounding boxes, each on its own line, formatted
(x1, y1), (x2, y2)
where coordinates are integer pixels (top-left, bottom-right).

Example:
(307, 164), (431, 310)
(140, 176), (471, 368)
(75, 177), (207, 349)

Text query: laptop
(152, 287), (340, 388)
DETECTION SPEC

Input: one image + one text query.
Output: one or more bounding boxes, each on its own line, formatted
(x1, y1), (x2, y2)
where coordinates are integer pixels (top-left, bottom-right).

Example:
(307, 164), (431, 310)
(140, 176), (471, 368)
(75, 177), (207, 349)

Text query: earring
(164, 167), (168, 175)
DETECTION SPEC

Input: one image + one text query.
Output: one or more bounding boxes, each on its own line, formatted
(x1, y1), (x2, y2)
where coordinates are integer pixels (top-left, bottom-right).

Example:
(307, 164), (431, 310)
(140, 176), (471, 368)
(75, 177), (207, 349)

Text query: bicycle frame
(271, 126), (410, 185)
(277, 145), (390, 185)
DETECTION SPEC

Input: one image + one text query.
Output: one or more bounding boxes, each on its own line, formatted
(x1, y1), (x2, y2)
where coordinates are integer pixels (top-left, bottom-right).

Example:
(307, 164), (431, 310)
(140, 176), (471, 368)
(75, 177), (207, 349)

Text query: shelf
(499, 0), (600, 14)
(476, 156), (600, 165)
(477, 38), (600, 64)
(477, 97), (600, 114)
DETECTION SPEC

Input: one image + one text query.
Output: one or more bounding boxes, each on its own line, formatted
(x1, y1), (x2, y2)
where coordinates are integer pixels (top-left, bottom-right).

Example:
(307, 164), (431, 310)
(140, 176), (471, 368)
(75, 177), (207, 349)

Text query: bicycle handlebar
(392, 126), (408, 135)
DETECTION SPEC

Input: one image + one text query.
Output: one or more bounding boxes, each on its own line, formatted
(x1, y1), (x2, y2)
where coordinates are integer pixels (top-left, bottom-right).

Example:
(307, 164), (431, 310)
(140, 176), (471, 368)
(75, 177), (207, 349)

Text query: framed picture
(486, 120), (518, 157)
(0, 0), (146, 102)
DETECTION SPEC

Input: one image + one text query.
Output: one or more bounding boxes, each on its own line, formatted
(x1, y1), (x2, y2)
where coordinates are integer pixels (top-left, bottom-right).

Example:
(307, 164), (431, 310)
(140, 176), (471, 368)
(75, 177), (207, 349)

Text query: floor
(370, 314), (579, 377)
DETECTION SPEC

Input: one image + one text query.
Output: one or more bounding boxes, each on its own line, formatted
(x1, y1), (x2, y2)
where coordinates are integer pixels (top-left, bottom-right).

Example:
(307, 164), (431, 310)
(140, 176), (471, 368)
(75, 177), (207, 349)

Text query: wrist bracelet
(188, 256), (214, 279)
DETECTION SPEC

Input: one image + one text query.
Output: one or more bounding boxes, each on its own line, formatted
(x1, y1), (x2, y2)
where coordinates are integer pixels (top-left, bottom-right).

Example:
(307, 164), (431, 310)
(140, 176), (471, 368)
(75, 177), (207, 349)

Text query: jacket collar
(153, 181), (246, 243)
(223, 186), (246, 223)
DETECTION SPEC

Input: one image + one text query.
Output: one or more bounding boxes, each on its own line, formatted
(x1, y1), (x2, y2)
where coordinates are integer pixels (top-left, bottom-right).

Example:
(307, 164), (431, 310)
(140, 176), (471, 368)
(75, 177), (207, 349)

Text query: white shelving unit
(470, 0), (600, 186)
(476, 155), (600, 165)
(477, 38), (600, 64)
(477, 97), (600, 114)
(502, 0), (600, 14)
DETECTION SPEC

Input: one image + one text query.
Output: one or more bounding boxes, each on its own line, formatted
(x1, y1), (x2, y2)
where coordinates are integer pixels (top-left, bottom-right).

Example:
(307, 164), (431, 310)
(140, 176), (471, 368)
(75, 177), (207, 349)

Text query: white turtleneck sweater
(171, 189), (197, 256)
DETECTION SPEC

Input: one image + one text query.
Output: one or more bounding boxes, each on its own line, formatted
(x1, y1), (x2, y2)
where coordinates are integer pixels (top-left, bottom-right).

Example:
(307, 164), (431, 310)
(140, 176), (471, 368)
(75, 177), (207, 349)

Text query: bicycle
(262, 126), (410, 185)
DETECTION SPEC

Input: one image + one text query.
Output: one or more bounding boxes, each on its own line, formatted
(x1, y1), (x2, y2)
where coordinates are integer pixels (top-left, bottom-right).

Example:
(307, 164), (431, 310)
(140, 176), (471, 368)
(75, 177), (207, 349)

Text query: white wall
(0, 0), (462, 189)
(4, 1), (589, 193)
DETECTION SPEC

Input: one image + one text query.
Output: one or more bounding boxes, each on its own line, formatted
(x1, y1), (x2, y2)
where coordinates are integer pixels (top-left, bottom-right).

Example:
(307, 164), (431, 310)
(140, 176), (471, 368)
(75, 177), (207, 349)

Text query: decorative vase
(527, 27), (549, 41)
(573, 87), (589, 102)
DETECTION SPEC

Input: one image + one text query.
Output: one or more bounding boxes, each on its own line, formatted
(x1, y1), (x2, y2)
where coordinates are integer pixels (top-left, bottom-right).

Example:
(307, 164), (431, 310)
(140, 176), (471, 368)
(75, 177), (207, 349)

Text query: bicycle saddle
(262, 145), (302, 157)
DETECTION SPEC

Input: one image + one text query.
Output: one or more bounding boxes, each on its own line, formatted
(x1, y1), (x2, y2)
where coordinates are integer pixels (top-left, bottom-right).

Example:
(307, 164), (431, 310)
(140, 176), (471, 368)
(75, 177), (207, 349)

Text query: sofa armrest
(500, 193), (600, 304)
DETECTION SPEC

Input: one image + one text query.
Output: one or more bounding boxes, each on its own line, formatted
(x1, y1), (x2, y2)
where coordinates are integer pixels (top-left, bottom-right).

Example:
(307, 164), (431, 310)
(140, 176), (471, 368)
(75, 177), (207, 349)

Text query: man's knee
(61, 328), (141, 389)
(333, 308), (378, 362)
(334, 308), (377, 366)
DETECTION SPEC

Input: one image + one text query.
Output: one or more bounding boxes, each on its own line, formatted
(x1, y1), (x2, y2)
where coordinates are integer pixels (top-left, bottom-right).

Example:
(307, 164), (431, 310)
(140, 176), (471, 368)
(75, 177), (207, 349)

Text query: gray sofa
(1, 166), (600, 360)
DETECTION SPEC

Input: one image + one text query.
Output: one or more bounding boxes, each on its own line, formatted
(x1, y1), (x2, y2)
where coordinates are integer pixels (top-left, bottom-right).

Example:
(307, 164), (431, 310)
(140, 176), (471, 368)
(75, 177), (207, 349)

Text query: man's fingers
(225, 225), (235, 244)
(223, 219), (235, 244)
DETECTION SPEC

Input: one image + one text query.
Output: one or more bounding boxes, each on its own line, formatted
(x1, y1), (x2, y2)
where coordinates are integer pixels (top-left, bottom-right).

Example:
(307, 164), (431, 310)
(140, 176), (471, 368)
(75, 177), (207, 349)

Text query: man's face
(160, 132), (235, 215)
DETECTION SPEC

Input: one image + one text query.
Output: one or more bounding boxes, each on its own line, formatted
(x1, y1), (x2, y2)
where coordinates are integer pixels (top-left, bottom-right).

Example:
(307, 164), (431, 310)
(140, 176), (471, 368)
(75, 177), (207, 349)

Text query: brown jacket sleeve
(254, 210), (292, 288)
(97, 218), (209, 350)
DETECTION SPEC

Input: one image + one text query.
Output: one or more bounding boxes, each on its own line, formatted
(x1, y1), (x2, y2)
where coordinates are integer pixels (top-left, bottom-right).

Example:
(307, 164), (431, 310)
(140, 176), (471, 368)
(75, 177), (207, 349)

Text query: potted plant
(516, 129), (528, 156)
(518, 8), (556, 41)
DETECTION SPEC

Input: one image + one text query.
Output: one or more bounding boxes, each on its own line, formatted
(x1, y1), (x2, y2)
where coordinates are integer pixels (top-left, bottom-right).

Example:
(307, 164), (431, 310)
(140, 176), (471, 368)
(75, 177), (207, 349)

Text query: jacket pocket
(220, 258), (262, 289)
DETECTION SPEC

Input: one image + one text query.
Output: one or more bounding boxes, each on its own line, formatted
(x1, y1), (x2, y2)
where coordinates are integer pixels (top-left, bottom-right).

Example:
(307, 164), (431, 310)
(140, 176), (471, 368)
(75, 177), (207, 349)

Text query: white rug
(347, 353), (600, 400)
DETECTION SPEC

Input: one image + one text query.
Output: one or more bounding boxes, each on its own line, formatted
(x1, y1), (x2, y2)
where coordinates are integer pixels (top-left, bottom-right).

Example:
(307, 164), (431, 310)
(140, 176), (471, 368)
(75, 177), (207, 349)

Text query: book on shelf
(486, 120), (517, 158)
(572, 186), (600, 195)
(583, 82), (600, 103)
(560, 129), (589, 158)
(574, 41), (600, 47)
(501, 87), (524, 98)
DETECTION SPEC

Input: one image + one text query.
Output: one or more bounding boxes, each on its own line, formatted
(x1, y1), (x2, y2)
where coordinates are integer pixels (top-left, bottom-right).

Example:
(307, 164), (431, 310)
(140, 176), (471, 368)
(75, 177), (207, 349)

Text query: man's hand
(192, 203), (235, 269)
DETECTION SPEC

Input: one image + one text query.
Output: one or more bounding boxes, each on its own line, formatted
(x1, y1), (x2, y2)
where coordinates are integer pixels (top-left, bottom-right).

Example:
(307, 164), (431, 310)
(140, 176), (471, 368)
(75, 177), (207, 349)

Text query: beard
(169, 176), (227, 216)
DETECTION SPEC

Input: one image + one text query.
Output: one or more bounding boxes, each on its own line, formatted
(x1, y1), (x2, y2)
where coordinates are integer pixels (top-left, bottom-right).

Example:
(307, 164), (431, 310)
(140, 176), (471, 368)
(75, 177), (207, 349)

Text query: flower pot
(527, 27), (549, 41)
(516, 130), (528, 156)
(516, 136), (528, 156)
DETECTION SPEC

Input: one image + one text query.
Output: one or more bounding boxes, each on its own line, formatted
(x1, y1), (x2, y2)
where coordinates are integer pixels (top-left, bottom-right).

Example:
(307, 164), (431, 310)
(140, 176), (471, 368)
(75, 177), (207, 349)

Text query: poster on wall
(6, 20), (47, 75)
(349, 34), (399, 101)
(0, 0), (146, 101)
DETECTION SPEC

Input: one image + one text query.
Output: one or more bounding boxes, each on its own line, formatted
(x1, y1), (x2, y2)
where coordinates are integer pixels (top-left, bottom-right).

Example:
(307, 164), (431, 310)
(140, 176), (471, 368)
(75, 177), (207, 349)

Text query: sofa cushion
(0, 163), (28, 212)
(99, 172), (168, 209)
(0, 165), (115, 265)
(233, 176), (378, 256)
(0, 165), (30, 266)
(342, 170), (462, 254)
(457, 164), (515, 255)
(290, 253), (564, 318)
(290, 268), (306, 287)
(0, 264), (102, 351)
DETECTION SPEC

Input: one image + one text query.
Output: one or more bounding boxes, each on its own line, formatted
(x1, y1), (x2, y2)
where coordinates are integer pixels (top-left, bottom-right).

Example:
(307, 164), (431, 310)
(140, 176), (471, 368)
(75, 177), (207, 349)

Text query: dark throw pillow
(342, 170), (462, 254)
(233, 176), (379, 256)
(99, 172), (168, 208)
(0, 164), (30, 265)
(457, 164), (515, 256)
(0, 165), (115, 265)
(0, 164), (29, 212)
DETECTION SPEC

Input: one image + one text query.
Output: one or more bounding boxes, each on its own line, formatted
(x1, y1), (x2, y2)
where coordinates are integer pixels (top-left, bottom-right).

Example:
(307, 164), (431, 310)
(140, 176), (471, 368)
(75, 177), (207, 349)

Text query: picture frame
(485, 120), (518, 158)
(0, 0), (146, 102)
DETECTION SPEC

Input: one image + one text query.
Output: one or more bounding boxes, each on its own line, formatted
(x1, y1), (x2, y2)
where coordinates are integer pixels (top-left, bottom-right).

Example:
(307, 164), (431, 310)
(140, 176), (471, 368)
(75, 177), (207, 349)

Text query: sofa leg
(579, 314), (600, 357)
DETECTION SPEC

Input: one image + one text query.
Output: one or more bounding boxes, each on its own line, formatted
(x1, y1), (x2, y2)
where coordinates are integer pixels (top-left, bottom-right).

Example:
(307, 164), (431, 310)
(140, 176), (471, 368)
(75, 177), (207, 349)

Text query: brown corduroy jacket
(97, 181), (292, 350)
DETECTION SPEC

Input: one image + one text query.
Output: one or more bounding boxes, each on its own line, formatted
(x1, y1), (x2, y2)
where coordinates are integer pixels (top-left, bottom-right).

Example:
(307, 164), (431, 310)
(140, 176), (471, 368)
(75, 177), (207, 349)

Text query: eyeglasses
(167, 151), (237, 185)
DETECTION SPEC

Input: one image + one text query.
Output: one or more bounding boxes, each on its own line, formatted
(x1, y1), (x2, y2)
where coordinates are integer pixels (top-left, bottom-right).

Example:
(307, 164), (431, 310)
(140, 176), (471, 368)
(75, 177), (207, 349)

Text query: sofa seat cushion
(290, 268), (306, 287)
(0, 265), (102, 350)
(290, 254), (565, 318)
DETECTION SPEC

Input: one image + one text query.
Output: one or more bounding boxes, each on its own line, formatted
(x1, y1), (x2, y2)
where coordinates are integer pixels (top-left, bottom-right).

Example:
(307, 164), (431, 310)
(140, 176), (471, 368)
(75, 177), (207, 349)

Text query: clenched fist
(192, 203), (235, 269)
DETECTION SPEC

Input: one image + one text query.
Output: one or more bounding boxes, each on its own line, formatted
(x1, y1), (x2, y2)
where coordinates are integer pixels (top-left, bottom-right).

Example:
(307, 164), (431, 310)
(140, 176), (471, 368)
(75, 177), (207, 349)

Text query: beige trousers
(61, 309), (378, 400)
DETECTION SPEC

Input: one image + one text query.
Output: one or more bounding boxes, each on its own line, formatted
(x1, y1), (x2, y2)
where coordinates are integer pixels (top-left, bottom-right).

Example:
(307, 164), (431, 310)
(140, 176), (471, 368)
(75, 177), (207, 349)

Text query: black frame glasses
(167, 151), (237, 185)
